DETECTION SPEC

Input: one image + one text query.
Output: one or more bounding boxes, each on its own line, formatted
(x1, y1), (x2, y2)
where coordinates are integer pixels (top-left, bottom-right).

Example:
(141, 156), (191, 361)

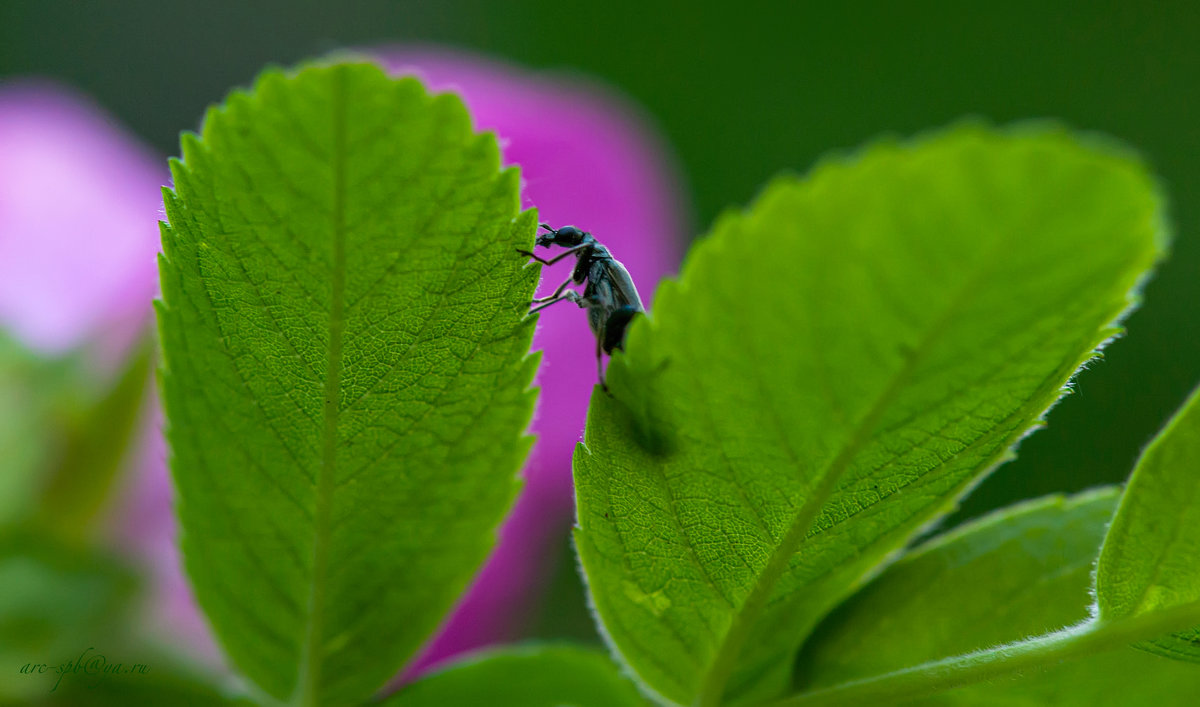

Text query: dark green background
(3, 0), (1197, 583)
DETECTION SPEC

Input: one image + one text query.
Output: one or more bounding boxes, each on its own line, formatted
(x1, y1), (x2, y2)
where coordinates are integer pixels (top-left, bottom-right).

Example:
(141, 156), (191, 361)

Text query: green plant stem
(773, 599), (1200, 706)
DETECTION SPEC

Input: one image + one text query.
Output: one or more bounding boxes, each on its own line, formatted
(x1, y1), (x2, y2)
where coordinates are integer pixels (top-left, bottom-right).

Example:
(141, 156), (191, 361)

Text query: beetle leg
(515, 242), (591, 266)
(542, 243), (592, 264)
(515, 248), (549, 263)
(528, 289), (583, 315)
(530, 274), (576, 304)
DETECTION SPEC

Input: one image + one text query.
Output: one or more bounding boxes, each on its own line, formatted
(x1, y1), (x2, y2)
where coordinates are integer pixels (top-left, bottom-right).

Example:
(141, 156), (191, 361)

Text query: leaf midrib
(695, 236), (1008, 706)
(297, 66), (348, 707)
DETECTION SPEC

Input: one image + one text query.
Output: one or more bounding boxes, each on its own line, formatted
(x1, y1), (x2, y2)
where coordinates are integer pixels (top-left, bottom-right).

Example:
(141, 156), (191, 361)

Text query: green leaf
(0, 329), (151, 537)
(35, 335), (153, 538)
(534, 534), (608, 645)
(573, 124), (1165, 705)
(795, 489), (1200, 705)
(0, 331), (86, 526)
(798, 489), (1117, 689)
(1097, 383), (1200, 660)
(385, 644), (649, 707)
(157, 61), (539, 705)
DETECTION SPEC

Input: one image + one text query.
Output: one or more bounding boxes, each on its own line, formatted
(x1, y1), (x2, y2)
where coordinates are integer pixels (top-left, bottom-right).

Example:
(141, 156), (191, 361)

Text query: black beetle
(518, 223), (645, 392)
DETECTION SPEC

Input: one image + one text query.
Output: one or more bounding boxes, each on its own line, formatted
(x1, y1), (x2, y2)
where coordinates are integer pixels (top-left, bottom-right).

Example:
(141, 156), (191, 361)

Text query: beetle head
(537, 224), (589, 248)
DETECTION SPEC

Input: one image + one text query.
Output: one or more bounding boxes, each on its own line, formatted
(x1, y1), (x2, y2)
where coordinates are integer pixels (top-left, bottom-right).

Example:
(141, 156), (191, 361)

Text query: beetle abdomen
(602, 305), (640, 354)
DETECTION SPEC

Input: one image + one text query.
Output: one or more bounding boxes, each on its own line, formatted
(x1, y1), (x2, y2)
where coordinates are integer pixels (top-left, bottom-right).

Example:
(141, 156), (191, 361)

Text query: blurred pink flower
(0, 49), (684, 687)
(0, 82), (162, 363)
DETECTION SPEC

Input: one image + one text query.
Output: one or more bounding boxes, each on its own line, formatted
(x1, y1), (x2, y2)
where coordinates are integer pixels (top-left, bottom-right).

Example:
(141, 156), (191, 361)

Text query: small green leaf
(35, 335), (153, 538)
(0, 330), (151, 537)
(0, 331), (86, 526)
(1097, 383), (1200, 660)
(158, 61), (539, 705)
(574, 124), (1165, 705)
(385, 645), (649, 707)
(795, 490), (1200, 705)
(531, 531), (607, 645)
(799, 489), (1118, 688)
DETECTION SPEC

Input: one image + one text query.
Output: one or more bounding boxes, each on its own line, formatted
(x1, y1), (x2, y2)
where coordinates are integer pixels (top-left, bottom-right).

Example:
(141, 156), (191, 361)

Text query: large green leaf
(796, 489), (1200, 704)
(573, 125), (1165, 705)
(385, 645), (649, 707)
(1097, 383), (1200, 660)
(157, 62), (539, 705)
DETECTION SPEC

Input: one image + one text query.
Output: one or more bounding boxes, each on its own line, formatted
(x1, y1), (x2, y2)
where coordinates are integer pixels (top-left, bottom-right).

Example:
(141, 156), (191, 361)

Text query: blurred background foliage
(2, 0), (1198, 671)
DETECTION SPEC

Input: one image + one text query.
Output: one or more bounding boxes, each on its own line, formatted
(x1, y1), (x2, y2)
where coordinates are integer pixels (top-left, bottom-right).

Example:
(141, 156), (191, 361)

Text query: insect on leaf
(157, 61), (540, 705)
(573, 124), (1166, 705)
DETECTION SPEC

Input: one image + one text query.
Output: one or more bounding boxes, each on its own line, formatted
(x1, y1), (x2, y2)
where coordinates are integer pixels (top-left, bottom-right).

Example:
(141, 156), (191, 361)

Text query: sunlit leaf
(158, 61), (539, 705)
(574, 124), (1165, 704)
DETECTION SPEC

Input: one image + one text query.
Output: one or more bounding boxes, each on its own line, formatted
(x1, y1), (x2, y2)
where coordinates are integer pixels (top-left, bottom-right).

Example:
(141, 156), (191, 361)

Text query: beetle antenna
(538, 223), (556, 233)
